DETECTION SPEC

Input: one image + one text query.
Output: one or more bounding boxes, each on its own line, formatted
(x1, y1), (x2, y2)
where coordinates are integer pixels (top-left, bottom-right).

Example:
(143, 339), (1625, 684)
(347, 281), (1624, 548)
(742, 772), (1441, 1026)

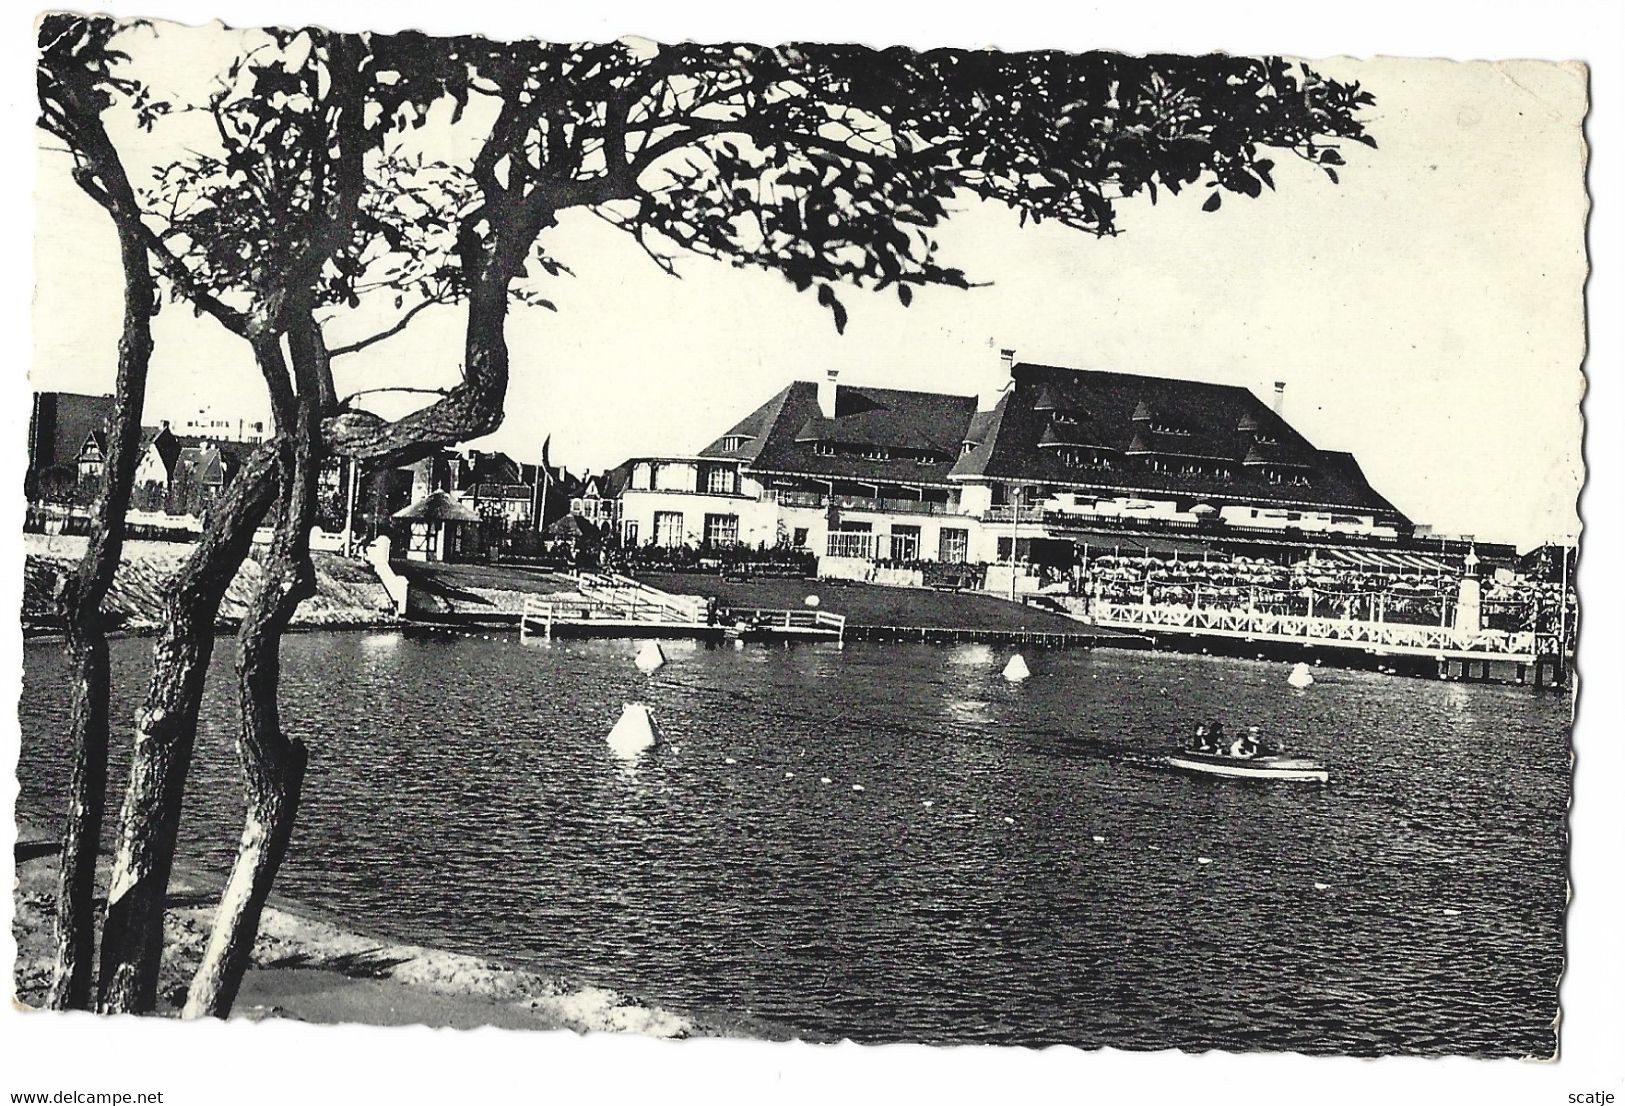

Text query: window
(938, 527), (969, 564)
(654, 511), (685, 547)
(960, 441), (977, 456)
(826, 530), (877, 559)
(1059, 448), (1112, 472)
(792, 527), (809, 548)
(704, 513), (740, 545)
(718, 436), (749, 452)
(1051, 411), (1082, 425)
(812, 442), (837, 456)
(623, 520), (639, 545)
(705, 466), (737, 495)
(890, 525), (921, 561)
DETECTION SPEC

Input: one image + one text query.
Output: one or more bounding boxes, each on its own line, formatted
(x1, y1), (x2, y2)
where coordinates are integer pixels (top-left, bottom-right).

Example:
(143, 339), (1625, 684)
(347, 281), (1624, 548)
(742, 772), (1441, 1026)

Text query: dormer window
(812, 442), (837, 457)
(1149, 419), (1192, 436)
(1058, 448), (1113, 472)
(960, 441), (977, 457)
(1051, 411), (1082, 425)
(718, 435), (750, 452)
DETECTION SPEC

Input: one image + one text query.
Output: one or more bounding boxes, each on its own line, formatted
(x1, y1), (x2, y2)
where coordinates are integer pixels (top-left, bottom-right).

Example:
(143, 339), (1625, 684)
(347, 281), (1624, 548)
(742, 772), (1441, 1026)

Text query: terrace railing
(766, 488), (960, 516)
(1088, 601), (1537, 661)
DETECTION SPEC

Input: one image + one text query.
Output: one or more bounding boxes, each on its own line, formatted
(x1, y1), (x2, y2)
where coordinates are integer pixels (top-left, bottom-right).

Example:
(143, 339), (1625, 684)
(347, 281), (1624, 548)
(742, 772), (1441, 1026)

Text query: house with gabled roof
(130, 423), (183, 511)
(27, 391), (114, 502)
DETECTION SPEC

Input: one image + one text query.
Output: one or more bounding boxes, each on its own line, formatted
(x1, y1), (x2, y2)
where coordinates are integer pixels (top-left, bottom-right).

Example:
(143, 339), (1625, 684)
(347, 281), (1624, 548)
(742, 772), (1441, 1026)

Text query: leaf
(897, 284), (912, 307)
(1320, 148), (1345, 166)
(1202, 191), (1222, 213)
(1324, 167), (1340, 185)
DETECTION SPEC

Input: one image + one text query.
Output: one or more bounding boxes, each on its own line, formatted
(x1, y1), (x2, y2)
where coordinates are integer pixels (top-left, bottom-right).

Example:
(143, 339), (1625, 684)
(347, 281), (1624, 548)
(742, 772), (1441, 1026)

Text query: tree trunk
(184, 334), (324, 1019)
(47, 127), (158, 1011)
(95, 443), (281, 1013)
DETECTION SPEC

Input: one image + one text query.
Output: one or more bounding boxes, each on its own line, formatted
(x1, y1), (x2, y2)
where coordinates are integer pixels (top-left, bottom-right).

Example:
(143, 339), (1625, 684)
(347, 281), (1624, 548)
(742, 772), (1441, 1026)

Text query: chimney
(818, 368), (839, 419)
(1000, 348), (1017, 377)
(1271, 381), (1286, 415)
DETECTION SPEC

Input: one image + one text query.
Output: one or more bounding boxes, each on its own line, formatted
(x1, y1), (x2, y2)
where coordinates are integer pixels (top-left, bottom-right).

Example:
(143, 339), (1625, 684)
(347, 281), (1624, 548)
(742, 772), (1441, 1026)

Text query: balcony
(981, 505), (1047, 525)
(767, 488), (961, 516)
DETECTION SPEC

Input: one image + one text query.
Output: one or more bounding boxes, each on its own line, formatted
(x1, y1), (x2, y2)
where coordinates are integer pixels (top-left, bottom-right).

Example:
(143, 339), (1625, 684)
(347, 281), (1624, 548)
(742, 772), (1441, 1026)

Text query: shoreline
(11, 809), (786, 1038)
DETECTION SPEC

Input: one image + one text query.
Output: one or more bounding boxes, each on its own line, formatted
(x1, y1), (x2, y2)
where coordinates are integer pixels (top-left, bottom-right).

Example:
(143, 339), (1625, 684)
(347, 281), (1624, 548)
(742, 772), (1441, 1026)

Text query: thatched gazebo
(393, 491), (482, 562)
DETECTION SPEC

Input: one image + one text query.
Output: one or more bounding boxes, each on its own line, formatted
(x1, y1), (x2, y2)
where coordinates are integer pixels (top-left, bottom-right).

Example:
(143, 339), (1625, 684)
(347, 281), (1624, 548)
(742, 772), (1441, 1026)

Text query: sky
(30, 31), (1589, 549)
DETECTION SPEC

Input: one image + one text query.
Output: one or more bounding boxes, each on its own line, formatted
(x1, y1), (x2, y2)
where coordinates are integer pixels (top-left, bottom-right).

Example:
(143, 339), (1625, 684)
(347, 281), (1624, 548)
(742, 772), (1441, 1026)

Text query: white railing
(520, 577), (710, 637)
(576, 572), (709, 622)
(724, 607), (847, 639)
(1087, 601), (1536, 660)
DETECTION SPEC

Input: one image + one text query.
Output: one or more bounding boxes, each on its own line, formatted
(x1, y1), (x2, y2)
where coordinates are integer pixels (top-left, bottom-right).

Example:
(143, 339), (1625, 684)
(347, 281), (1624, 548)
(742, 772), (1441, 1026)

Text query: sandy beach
(11, 812), (726, 1037)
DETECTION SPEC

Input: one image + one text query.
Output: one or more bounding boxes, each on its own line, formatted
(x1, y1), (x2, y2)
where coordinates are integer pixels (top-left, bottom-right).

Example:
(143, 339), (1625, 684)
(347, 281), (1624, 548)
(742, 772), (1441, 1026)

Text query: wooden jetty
(720, 606), (847, 642)
(520, 574), (723, 640)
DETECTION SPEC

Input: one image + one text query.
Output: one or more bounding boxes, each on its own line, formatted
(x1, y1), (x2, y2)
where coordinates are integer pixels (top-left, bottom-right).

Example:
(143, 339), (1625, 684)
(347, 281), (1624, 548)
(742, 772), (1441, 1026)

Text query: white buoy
(634, 641), (666, 673)
(1092, 835), (1106, 844)
(804, 594), (820, 608)
(606, 703), (662, 758)
(1287, 662), (1314, 689)
(851, 784), (865, 793)
(1314, 882), (1331, 891)
(1002, 654), (1030, 682)
(724, 757), (737, 765)
(922, 800), (934, 808)
(819, 776), (832, 785)
(1197, 856), (1213, 865)
(1003, 816), (1016, 825)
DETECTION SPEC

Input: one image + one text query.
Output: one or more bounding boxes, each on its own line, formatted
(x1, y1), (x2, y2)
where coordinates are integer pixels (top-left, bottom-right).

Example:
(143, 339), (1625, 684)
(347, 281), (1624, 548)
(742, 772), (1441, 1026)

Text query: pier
(520, 573), (722, 640)
(1086, 600), (1546, 682)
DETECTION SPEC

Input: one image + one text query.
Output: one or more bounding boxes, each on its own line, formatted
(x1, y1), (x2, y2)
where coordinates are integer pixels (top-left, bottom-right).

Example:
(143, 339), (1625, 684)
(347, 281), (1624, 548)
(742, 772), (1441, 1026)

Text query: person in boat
(1231, 727), (1261, 760)
(1207, 720), (1227, 754)
(1188, 724), (1211, 753)
(1251, 726), (1284, 756)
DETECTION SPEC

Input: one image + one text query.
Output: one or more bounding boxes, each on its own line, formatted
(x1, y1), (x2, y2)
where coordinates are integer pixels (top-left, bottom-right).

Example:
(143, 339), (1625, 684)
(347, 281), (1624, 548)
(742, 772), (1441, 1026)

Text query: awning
(1076, 535), (1221, 561)
(1314, 548), (1454, 573)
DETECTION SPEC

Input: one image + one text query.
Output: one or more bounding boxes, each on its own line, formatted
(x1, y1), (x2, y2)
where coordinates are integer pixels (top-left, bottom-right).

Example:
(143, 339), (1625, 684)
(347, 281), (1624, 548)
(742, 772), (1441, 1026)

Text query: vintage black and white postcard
(8, 4), (1603, 1103)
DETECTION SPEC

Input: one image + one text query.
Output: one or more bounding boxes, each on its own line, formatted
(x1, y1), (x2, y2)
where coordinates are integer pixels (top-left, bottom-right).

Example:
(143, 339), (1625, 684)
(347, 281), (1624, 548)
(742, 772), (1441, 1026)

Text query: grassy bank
(21, 533), (396, 634)
(11, 812), (738, 1036)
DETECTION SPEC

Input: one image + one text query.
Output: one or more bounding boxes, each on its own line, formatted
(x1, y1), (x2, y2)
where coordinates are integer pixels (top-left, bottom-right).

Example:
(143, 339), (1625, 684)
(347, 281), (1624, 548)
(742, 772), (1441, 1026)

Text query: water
(16, 632), (1570, 1055)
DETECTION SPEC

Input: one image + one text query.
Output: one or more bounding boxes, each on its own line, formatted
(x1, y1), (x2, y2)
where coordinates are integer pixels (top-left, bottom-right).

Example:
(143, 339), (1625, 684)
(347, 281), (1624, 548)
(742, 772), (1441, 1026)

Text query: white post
(342, 458), (359, 558)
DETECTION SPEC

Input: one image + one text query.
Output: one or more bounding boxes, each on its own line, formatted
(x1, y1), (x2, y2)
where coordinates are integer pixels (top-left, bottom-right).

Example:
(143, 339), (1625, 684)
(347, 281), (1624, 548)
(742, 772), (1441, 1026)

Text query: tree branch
(327, 294), (445, 359)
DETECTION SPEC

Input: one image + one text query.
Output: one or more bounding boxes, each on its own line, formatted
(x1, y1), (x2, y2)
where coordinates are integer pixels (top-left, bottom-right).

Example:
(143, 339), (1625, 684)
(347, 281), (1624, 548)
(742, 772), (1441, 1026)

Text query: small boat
(1165, 750), (1329, 784)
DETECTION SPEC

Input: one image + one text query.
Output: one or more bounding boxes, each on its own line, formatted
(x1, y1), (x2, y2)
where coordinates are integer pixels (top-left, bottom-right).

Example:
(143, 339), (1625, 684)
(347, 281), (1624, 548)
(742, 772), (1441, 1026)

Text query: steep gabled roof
(947, 395), (1010, 479)
(598, 459), (636, 498)
(953, 363), (1407, 520)
(700, 384), (795, 462)
(713, 381), (978, 486)
(141, 426), (183, 478)
(175, 446), (230, 487)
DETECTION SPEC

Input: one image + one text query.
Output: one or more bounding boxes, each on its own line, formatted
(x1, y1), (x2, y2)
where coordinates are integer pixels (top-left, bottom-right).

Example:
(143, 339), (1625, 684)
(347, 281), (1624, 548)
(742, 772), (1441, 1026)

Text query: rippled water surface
(17, 632), (1570, 1054)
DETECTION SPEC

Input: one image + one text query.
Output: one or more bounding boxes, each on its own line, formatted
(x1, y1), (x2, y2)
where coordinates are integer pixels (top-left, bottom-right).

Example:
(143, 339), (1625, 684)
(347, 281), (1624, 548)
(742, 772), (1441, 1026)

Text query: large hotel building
(615, 353), (1499, 578)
